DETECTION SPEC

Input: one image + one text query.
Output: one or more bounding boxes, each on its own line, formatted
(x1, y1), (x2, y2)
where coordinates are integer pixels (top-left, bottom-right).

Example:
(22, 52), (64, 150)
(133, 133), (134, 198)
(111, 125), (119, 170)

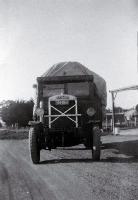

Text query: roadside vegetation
(0, 100), (33, 139)
(0, 128), (28, 139)
(0, 100), (34, 127)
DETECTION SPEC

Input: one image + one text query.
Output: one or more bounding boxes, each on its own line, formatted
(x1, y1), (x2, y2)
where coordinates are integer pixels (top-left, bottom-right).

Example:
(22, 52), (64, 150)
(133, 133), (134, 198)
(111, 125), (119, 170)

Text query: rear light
(86, 107), (96, 117)
(35, 108), (44, 116)
(35, 101), (44, 116)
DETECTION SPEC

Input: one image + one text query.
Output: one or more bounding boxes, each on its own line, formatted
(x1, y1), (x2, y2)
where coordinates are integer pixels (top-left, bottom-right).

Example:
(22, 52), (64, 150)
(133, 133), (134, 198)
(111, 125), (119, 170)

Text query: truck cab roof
(37, 75), (94, 84)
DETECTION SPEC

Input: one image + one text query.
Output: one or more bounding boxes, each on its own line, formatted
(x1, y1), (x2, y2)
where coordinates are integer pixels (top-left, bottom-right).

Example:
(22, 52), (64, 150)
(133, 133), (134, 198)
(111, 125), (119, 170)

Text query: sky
(0, 0), (138, 109)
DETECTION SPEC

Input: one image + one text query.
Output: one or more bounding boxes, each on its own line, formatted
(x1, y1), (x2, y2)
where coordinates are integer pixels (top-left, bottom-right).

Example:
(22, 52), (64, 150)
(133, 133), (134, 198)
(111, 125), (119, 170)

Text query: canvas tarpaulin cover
(41, 62), (107, 115)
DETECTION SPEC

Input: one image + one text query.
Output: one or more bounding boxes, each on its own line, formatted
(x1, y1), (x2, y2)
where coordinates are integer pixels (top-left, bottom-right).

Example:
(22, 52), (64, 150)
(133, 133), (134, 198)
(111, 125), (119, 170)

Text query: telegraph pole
(111, 92), (115, 133)
(137, 32), (138, 72)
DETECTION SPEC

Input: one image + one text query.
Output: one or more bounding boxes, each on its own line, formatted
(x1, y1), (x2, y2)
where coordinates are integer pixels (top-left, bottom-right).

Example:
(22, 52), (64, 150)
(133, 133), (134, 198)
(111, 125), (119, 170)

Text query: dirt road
(0, 134), (138, 200)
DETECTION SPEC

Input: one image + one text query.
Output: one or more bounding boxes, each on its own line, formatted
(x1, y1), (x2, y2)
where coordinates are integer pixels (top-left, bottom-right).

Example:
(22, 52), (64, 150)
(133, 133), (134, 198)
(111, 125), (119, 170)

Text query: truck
(29, 61), (107, 164)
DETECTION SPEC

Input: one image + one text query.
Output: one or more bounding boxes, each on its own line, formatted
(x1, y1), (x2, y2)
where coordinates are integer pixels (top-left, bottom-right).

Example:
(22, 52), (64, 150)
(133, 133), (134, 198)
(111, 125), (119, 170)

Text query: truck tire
(92, 127), (101, 161)
(29, 127), (40, 164)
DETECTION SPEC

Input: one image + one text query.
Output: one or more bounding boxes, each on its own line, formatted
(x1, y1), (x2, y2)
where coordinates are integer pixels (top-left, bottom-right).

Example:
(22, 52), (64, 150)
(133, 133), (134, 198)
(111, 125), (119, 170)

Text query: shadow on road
(39, 140), (138, 164)
(102, 139), (138, 163)
(101, 156), (138, 163)
(39, 158), (93, 165)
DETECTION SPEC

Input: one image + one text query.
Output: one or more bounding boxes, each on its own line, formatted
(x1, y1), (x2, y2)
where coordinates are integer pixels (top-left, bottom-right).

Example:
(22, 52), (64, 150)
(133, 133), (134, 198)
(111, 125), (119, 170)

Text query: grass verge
(0, 128), (29, 140)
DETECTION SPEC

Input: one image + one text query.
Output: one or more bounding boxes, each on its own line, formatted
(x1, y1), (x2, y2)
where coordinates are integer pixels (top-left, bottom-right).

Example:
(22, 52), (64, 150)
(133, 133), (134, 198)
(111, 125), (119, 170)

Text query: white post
(48, 99), (51, 128)
(75, 100), (78, 128)
(106, 115), (108, 130)
(111, 92), (115, 134)
(110, 119), (112, 129)
(135, 116), (137, 127)
(40, 101), (43, 123)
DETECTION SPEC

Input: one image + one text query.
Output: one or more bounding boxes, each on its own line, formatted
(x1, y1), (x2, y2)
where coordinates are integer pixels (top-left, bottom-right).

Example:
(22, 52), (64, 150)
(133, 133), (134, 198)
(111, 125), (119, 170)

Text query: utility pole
(137, 32), (138, 72)
(111, 92), (115, 134)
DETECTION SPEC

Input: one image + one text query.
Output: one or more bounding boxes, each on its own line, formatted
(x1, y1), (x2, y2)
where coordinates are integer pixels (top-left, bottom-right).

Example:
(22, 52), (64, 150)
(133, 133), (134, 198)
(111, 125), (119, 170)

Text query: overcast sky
(0, 0), (138, 108)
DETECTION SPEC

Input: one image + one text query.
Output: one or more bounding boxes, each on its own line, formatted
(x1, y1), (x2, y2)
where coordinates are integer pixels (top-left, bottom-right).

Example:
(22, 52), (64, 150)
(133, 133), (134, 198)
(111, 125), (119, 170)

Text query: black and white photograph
(0, 0), (138, 199)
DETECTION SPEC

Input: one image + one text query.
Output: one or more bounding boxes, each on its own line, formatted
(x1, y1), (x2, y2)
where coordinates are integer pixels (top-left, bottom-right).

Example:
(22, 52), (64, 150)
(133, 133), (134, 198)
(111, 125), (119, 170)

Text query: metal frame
(109, 85), (138, 133)
(44, 95), (81, 128)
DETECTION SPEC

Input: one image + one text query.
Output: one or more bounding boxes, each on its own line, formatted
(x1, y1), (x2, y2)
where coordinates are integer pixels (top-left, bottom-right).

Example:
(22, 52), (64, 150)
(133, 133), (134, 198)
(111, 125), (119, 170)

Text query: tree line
(0, 100), (34, 127)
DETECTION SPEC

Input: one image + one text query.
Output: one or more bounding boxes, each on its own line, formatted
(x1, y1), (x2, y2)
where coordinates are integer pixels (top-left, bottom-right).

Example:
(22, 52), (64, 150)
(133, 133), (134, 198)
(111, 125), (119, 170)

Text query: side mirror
(32, 84), (37, 89)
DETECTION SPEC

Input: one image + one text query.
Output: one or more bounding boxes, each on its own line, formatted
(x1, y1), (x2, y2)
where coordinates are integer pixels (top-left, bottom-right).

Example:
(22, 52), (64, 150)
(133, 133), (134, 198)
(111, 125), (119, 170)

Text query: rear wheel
(29, 127), (40, 164)
(92, 127), (101, 161)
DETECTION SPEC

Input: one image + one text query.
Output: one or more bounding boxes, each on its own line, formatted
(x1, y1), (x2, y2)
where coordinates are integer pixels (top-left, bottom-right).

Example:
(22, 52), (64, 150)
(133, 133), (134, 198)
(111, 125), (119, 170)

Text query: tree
(1, 100), (34, 127)
(136, 104), (138, 112)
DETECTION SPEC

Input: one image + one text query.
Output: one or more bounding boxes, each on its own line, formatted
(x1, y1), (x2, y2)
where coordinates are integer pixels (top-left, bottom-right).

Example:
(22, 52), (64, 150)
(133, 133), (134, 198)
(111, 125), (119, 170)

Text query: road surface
(0, 134), (138, 200)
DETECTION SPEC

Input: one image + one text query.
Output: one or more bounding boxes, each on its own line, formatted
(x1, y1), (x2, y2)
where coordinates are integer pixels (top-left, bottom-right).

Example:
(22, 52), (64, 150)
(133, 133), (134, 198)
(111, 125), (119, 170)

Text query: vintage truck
(29, 62), (107, 163)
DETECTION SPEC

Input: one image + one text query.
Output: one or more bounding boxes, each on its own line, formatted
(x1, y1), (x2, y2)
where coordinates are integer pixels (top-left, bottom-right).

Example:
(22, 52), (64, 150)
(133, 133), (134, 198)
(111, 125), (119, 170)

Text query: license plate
(55, 100), (69, 105)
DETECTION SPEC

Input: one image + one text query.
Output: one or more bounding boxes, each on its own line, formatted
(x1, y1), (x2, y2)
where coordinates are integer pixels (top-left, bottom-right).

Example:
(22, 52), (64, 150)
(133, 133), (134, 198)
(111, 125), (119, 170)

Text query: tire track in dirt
(8, 142), (93, 200)
(0, 141), (57, 200)
(0, 162), (14, 200)
(4, 151), (57, 200)
(0, 137), (138, 200)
